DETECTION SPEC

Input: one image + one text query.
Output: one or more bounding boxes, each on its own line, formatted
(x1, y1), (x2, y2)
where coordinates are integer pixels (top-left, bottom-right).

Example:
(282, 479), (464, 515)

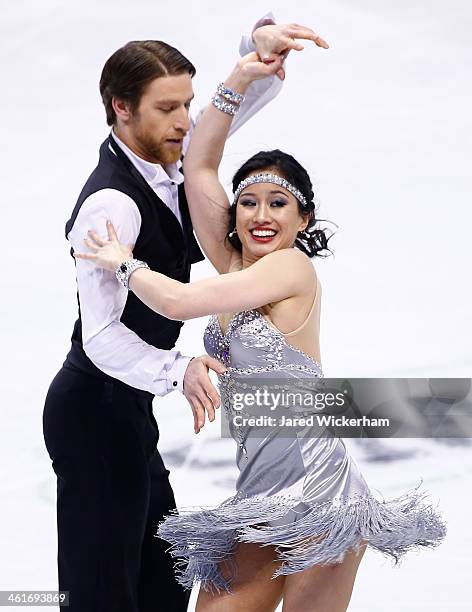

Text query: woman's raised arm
(183, 53), (284, 274)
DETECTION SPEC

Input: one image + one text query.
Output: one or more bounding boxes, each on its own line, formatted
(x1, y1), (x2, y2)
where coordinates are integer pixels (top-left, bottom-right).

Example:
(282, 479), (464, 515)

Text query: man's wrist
(251, 12), (276, 43)
(240, 12), (276, 56)
(167, 355), (193, 393)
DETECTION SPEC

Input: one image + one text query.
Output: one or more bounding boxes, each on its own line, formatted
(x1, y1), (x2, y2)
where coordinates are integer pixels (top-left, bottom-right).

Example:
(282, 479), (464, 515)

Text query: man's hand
(183, 355), (226, 434)
(253, 23), (329, 79)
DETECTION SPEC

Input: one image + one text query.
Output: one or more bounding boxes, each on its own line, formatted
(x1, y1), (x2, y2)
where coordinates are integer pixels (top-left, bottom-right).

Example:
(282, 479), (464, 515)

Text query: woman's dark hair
(99, 40), (196, 126)
(228, 150), (334, 258)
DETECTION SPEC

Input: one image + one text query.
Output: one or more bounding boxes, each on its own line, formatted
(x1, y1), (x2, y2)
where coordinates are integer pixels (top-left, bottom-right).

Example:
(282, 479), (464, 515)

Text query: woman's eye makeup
(239, 200), (288, 207)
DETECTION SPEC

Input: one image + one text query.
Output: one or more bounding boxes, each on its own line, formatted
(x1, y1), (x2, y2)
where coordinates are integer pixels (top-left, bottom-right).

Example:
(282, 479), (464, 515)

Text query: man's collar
(110, 129), (184, 186)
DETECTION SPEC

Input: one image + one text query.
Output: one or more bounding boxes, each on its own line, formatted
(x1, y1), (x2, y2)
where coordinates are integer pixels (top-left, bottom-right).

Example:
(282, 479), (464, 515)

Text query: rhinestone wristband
(216, 83), (245, 105)
(115, 259), (150, 290)
(211, 94), (239, 116)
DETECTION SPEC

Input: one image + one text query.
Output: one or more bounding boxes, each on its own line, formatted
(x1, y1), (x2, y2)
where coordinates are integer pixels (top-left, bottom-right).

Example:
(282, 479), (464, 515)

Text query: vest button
(173, 381), (177, 387)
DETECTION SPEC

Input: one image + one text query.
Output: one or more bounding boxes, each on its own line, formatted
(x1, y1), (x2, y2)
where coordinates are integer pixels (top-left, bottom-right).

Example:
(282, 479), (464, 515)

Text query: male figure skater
(43, 13), (322, 612)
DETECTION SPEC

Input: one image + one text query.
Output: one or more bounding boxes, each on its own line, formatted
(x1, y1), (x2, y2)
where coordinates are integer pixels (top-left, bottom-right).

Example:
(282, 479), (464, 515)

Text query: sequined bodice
(204, 309), (323, 377)
(204, 309), (323, 465)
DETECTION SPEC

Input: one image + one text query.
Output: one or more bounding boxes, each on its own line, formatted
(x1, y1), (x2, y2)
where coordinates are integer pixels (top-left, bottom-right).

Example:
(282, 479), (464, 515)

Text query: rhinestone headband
(233, 173), (308, 209)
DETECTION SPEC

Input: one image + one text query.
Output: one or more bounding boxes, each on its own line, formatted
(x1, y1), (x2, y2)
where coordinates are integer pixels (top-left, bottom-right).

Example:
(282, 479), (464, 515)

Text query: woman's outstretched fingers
(87, 230), (108, 247)
(83, 238), (98, 252)
(73, 251), (96, 261)
(106, 220), (119, 242)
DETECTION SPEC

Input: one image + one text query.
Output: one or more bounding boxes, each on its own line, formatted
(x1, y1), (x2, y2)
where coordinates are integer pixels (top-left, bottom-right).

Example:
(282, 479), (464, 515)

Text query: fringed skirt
(157, 434), (447, 593)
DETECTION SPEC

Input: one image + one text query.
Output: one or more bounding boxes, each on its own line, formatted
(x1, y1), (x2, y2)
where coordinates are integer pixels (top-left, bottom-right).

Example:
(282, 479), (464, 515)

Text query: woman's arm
(183, 53), (284, 275)
(127, 248), (315, 321)
(75, 222), (315, 321)
(185, 24), (328, 275)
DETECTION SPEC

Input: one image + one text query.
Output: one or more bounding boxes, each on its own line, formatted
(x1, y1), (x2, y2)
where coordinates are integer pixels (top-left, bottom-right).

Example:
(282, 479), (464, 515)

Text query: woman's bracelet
(115, 259), (150, 289)
(211, 83), (246, 116)
(216, 83), (245, 105)
(211, 94), (239, 116)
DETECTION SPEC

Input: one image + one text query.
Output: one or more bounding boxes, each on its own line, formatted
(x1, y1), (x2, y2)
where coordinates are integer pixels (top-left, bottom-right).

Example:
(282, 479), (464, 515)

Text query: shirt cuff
(165, 354), (193, 394)
(252, 11), (276, 33)
(240, 11), (276, 55)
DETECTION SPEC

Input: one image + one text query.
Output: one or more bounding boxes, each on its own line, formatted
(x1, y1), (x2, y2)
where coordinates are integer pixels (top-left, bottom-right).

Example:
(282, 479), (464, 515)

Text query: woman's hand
(236, 51), (286, 83)
(73, 220), (134, 271)
(226, 51), (287, 93)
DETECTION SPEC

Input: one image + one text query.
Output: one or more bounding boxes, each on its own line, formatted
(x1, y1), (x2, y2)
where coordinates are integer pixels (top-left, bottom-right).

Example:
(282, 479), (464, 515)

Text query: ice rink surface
(1, 0), (471, 609)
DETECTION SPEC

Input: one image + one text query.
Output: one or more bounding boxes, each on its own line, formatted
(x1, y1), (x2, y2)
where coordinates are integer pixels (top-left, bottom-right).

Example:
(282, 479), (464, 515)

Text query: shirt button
(173, 381), (178, 387)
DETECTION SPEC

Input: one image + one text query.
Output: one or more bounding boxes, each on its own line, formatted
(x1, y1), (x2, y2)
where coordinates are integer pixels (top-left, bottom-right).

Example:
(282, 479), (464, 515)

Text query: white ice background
(1, 1), (471, 610)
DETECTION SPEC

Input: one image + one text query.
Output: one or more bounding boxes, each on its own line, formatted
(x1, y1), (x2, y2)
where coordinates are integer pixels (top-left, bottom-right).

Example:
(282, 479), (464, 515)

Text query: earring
(228, 228), (238, 238)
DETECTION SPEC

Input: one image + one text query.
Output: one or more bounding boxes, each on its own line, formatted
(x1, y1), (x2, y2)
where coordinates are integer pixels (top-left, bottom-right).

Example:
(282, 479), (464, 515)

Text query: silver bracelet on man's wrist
(115, 259), (150, 289)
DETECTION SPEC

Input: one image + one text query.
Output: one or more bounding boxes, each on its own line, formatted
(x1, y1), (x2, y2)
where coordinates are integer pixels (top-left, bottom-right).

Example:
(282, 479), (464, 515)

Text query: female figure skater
(75, 51), (447, 612)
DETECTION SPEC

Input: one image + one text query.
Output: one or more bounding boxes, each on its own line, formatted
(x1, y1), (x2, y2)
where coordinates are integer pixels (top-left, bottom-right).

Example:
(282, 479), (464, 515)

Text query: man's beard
(134, 126), (182, 165)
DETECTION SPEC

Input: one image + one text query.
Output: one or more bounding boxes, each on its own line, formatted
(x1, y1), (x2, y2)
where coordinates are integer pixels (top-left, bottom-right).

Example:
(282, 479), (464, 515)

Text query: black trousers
(43, 365), (191, 611)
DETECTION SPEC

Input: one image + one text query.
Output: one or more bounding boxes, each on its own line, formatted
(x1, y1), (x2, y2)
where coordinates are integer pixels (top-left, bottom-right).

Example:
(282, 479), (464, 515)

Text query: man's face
(125, 73), (194, 164)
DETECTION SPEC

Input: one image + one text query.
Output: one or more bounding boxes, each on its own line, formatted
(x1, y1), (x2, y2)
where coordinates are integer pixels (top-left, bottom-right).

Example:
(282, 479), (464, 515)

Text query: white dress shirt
(68, 13), (283, 397)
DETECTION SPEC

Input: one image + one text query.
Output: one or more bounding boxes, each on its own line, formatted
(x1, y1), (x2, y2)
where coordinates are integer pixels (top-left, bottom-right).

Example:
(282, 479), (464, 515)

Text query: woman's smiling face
(235, 172), (309, 260)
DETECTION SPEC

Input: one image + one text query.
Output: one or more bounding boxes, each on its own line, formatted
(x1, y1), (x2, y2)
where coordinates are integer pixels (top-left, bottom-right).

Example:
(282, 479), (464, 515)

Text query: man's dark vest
(64, 134), (204, 392)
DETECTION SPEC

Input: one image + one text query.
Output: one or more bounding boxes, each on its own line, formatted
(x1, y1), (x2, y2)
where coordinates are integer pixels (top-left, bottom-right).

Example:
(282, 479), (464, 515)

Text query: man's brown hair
(99, 40), (196, 126)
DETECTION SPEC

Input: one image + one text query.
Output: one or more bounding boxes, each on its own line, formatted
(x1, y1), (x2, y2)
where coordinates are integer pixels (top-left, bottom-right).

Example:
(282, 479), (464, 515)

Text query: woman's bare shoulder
(258, 248), (317, 283)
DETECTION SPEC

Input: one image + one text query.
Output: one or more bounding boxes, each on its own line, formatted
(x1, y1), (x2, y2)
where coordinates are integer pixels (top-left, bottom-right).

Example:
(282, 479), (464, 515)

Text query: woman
(75, 52), (447, 612)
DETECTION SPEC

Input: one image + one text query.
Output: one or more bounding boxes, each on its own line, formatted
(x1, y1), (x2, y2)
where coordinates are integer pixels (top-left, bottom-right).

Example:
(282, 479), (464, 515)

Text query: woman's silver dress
(157, 308), (447, 593)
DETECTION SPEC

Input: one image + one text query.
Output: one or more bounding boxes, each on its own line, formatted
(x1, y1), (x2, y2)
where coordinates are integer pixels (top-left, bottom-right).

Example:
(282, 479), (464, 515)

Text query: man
(43, 13), (324, 612)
